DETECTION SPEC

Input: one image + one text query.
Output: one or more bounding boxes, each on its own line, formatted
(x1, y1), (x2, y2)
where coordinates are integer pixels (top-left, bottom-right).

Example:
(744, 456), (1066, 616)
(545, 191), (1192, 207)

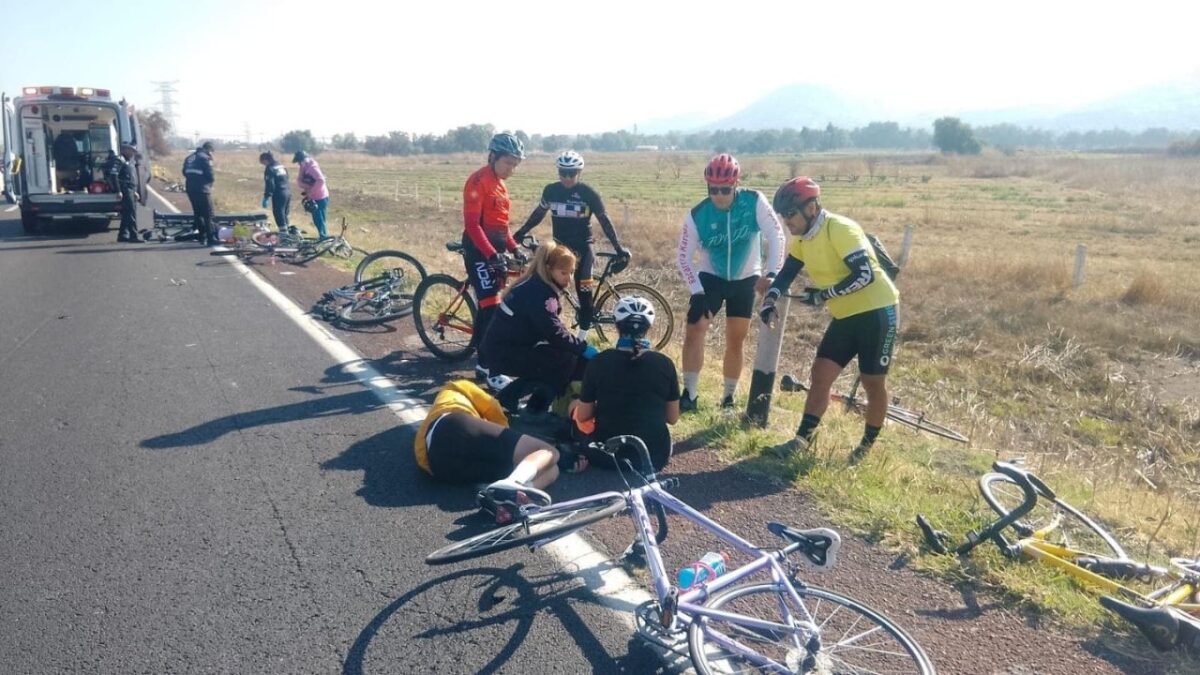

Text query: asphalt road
(0, 204), (662, 674)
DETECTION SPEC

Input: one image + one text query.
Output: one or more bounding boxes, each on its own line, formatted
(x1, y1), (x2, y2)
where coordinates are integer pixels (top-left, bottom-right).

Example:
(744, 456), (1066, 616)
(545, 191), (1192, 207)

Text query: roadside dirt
(158, 183), (1192, 674)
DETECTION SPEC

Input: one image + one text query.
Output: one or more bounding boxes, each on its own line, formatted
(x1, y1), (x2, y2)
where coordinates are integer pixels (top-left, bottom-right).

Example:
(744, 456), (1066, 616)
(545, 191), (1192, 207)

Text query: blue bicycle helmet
(488, 133), (526, 160)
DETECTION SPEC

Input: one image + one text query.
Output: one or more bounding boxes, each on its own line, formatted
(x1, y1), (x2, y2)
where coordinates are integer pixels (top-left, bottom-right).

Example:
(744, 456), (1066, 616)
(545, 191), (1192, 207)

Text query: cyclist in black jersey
(514, 151), (629, 338)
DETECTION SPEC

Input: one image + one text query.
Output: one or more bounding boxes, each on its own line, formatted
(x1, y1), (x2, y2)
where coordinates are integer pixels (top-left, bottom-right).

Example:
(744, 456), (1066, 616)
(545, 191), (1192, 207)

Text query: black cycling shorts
(816, 304), (898, 376)
(426, 412), (521, 484)
(693, 272), (758, 322)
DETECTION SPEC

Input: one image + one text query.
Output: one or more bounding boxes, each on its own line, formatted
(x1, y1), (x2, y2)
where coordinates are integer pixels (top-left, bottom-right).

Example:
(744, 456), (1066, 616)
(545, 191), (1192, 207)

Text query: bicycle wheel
(355, 249), (427, 288)
(335, 290), (412, 326)
(885, 404), (969, 443)
(425, 495), (627, 565)
(979, 472), (1126, 559)
(688, 583), (934, 674)
(412, 274), (478, 361)
(592, 282), (675, 350)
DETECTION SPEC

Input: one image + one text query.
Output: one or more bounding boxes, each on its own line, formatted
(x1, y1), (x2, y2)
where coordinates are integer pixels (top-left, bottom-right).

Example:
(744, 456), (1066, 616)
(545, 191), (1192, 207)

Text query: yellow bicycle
(917, 461), (1200, 652)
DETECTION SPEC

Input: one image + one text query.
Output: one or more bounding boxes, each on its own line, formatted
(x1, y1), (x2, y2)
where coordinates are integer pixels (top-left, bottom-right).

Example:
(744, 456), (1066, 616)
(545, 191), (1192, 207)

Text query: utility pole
(150, 80), (180, 132)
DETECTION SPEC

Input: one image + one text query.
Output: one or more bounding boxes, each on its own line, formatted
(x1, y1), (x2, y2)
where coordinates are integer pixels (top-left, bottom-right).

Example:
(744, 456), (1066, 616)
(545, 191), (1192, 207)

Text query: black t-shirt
(540, 182), (606, 245)
(580, 349), (680, 470)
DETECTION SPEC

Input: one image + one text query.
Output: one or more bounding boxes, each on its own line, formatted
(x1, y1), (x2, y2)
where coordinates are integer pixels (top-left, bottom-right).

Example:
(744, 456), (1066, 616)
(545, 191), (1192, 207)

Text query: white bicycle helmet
(614, 296), (655, 337)
(556, 150), (585, 171)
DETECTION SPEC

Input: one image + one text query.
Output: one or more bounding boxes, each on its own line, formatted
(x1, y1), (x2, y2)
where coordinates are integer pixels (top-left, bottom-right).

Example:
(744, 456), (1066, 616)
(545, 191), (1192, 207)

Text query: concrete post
(898, 224), (915, 268)
(745, 295), (791, 427)
(1073, 244), (1087, 289)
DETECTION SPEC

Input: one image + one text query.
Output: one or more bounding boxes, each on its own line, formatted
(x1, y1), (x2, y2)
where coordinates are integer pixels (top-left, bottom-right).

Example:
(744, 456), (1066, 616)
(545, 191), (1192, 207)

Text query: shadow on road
(344, 563), (661, 675)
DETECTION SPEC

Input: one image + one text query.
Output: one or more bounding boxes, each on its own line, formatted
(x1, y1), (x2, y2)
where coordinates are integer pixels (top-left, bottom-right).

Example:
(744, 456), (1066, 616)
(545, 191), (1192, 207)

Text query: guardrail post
(1072, 244), (1087, 289)
(746, 296), (791, 427)
(437, 185), (442, 210)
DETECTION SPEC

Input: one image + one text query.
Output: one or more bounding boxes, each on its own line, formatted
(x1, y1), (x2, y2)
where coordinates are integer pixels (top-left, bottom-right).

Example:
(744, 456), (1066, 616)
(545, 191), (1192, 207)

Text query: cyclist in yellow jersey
(415, 380), (587, 522)
(760, 177), (900, 462)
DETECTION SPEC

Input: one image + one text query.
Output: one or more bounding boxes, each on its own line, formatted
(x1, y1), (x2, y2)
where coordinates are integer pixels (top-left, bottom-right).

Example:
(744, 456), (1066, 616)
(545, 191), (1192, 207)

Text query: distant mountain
(644, 78), (1200, 134)
(704, 84), (880, 131)
(1044, 79), (1200, 131)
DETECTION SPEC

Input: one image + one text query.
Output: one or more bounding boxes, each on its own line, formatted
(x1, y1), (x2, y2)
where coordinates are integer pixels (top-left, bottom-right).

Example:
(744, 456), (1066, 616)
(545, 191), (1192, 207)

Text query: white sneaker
(481, 479), (552, 523)
(576, 328), (589, 341)
(487, 374), (514, 392)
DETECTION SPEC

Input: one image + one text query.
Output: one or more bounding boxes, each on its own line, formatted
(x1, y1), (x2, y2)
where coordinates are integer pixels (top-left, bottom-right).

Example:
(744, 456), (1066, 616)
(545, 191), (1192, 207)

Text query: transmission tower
(150, 80), (180, 132)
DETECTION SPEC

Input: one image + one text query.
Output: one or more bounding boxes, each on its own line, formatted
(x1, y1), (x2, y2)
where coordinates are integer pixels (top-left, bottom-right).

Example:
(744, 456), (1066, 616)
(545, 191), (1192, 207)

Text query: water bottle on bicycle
(677, 551), (727, 589)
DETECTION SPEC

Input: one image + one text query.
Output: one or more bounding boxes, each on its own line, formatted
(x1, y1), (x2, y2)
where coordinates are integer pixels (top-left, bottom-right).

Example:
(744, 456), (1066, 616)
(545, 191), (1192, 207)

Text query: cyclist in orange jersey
(462, 132), (526, 390)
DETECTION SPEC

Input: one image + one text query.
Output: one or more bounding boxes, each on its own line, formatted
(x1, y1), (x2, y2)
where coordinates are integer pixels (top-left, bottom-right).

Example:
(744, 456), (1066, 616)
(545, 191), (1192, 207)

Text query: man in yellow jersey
(415, 380), (586, 522)
(760, 177), (899, 462)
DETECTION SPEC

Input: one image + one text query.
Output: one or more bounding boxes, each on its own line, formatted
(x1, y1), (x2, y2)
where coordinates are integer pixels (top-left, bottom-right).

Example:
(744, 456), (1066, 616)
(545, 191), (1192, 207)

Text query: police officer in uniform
(259, 151), (292, 233)
(183, 141), (217, 246)
(110, 142), (144, 243)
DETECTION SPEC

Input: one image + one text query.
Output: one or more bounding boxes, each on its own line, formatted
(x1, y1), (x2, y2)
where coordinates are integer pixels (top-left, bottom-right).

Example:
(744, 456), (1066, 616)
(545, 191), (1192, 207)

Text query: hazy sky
(4, 0), (1198, 141)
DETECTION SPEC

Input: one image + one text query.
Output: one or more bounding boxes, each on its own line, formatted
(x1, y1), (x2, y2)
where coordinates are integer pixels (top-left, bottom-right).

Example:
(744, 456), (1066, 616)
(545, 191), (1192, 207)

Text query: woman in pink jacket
(293, 151), (329, 238)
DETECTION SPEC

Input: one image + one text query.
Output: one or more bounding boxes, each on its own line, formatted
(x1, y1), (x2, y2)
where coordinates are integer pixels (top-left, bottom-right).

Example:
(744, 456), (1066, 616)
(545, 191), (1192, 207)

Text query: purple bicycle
(426, 436), (934, 674)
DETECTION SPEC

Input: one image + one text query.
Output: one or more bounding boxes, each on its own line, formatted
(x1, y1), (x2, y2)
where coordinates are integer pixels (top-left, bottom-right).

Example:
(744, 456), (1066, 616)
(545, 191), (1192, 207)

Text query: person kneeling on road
(481, 239), (599, 414)
(760, 176), (900, 463)
(415, 380), (588, 524)
(571, 296), (680, 473)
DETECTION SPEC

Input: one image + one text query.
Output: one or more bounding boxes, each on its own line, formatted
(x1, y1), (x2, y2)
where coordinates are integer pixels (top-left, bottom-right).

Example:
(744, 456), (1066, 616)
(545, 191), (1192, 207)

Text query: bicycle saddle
(445, 241), (464, 253)
(768, 523), (840, 571)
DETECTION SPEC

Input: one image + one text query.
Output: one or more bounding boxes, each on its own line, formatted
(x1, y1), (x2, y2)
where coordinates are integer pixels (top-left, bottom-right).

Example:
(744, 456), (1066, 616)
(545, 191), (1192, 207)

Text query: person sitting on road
(481, 239), (598, 414)
(571, 296), (680, 472)
(759, 176), (900, 463)
(513, 150), (630, 340)
(415, 379), (587, 523)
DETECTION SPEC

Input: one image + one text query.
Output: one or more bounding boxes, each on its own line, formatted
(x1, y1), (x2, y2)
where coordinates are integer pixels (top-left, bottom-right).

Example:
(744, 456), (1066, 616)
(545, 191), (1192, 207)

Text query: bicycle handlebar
(992, 461), (1057, 500)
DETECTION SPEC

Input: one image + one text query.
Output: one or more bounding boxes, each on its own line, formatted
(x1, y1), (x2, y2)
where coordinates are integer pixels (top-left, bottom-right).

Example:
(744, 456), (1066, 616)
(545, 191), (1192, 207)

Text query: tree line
(154, 117), (1200, 157)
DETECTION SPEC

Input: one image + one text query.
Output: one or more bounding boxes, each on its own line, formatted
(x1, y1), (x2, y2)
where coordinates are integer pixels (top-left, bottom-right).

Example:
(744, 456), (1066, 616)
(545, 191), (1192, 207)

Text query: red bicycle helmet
(704, 153), (740, 185)
(772, 176), (821, 215)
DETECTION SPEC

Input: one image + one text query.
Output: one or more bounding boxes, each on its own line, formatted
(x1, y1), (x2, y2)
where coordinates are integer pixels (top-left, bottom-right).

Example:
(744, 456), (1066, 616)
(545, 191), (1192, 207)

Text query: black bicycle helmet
(488, 133), (526, 159)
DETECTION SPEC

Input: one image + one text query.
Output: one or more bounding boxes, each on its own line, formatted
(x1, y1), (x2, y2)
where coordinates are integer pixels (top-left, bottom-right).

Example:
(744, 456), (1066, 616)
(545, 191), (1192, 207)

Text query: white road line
(148, 186), (685, 669)
(146, 185), (179, 213)
(4, 204), (16, 212)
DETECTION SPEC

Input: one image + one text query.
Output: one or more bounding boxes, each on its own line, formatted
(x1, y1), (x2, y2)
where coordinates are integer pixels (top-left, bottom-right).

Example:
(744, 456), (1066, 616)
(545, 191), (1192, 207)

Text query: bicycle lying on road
(147, 210), (269, 243)
(211, 217), (358, 264)
(314, 249), (427, 327)
(427, 435), (935, 673)
(780, 373), (969, 443)
(917, 461), (1200, 652)
(411, 239), (675, 361)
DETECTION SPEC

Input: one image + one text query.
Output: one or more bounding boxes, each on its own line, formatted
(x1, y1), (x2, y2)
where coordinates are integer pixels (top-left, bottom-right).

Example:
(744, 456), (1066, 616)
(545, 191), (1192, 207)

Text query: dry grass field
(169, 148), (1199, 626)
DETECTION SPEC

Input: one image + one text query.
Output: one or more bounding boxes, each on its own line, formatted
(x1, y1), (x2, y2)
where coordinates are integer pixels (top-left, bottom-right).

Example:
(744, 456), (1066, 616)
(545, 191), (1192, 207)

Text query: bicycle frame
(523, 480), (825, 665)
(920, 462), (1200, 614)
(1014, 530), (1200, 612)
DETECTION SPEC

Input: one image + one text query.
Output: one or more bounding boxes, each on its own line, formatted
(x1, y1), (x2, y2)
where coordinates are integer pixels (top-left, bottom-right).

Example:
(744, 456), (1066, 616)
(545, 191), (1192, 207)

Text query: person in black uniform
(482, 239), (599, 412)
(110, 143), (144, 243)
(513, 150), (629, 339)
(182, 141), (216, 246)
(259, 151), (292, 232)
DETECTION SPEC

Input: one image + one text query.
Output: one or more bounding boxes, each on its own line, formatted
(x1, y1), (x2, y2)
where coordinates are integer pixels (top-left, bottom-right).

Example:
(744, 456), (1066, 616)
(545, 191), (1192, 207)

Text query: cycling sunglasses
(707, 186), (733, 196)
(558, 169), (581, 178)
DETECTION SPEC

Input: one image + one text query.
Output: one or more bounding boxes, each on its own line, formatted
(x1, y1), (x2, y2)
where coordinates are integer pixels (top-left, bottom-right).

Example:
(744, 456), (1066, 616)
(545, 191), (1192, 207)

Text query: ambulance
(2, 86), (149, 233)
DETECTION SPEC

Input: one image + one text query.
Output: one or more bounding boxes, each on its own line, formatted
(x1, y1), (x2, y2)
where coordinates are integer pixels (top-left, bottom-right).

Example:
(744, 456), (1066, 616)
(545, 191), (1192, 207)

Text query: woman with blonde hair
(481, 239), (599, 412)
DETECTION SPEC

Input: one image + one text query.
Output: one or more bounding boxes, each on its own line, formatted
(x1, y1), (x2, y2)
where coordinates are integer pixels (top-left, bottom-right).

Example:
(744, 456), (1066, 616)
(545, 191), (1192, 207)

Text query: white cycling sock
(508, 460), (538, 486)
(683, 372), (700, 398)
(723, 378), (738, 399)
